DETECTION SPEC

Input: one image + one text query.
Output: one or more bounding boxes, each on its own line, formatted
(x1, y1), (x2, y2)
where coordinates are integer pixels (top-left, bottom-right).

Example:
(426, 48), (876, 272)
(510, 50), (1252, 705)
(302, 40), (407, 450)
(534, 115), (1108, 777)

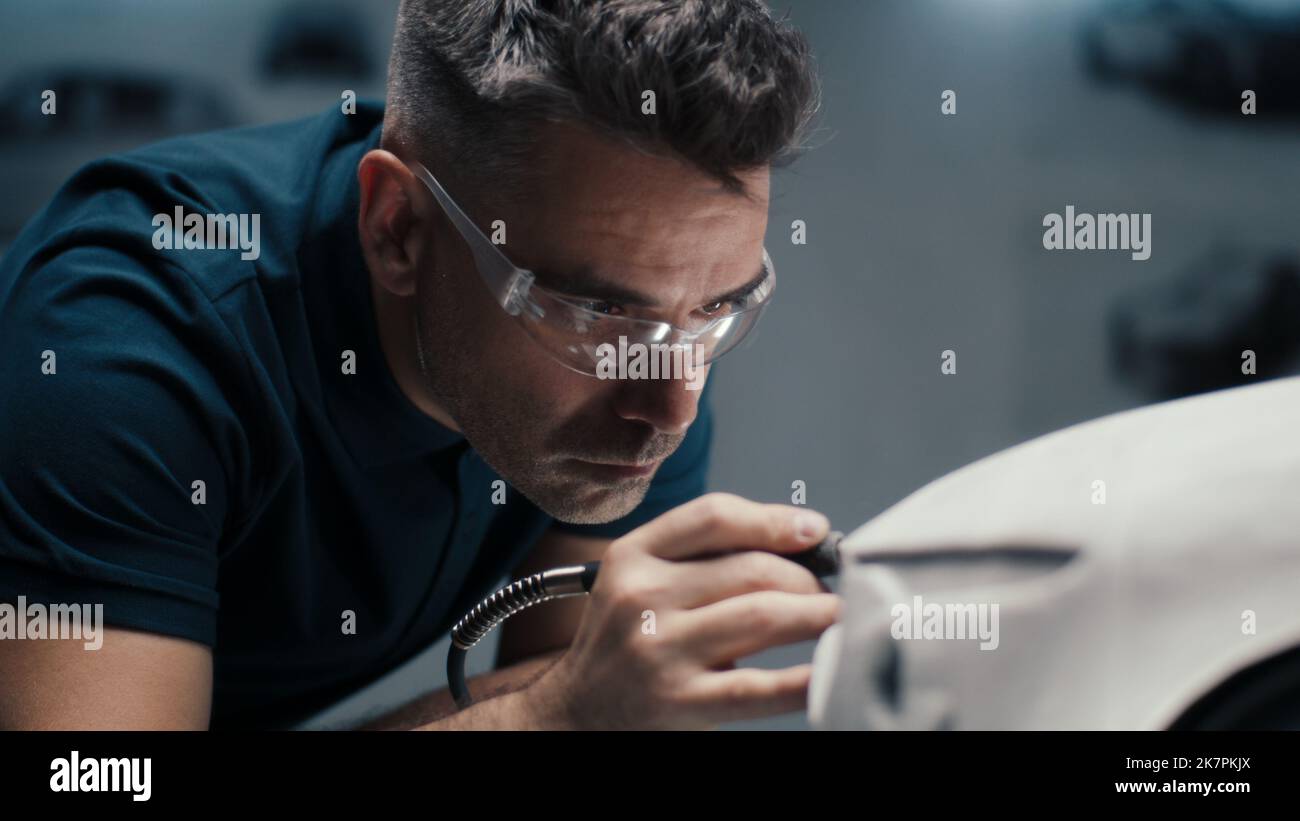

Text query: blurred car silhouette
(1109, 248), (1300, 399)
(259, 1), (375, 81)
(1082, 0), (1300, 117)
(0, 66), (235, 141)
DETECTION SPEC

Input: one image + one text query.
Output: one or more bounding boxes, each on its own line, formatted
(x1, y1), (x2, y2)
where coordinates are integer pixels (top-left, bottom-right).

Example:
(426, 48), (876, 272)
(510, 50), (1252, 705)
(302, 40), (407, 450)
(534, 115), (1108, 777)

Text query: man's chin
(529, 471), (654, 525)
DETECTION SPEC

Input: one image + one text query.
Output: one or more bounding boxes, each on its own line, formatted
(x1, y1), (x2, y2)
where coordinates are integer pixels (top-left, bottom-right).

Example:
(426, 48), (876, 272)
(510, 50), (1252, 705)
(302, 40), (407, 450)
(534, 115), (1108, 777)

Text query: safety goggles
(409, 161), (775, 378)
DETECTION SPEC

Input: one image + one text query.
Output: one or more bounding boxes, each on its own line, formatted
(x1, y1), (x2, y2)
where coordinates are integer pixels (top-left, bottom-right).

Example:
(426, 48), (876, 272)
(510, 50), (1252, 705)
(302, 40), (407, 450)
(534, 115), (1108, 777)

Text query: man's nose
(610, 374), (706, 435)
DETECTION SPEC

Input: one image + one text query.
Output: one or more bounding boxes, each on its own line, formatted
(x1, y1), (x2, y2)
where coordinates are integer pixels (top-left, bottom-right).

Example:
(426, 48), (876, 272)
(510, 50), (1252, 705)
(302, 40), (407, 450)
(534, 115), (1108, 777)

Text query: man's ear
(357, 149), (429, 298)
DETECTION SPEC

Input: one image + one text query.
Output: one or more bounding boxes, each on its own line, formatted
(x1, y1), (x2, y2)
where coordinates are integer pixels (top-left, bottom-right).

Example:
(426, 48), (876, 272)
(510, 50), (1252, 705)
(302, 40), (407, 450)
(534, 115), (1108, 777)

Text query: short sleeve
(548, 377), (715, 539)
(0, 240), (253, 648)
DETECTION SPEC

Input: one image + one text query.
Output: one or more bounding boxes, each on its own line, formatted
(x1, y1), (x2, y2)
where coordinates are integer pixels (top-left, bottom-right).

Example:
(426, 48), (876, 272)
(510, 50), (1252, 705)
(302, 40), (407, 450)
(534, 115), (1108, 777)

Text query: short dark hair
(384, 0), (821, 198)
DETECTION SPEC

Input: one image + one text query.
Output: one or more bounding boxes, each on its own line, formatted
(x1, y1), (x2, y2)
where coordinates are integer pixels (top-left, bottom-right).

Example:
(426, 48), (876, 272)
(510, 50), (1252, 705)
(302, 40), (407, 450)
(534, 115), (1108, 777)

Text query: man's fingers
(625, 493), (829, 561)
(667, 550), (825, 609)
(677, 664), (816, 725)
(678, 590), (841, 665)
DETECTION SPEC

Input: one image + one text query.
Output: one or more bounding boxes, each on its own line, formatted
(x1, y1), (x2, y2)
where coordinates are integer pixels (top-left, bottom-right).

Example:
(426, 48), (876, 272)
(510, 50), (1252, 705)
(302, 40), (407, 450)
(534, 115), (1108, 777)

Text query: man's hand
(524, 493), (840, 730)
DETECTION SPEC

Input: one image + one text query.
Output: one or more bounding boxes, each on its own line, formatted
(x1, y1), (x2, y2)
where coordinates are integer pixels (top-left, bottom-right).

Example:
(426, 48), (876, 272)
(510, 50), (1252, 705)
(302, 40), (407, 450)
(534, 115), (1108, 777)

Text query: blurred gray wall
(4, 0), (1299, 730)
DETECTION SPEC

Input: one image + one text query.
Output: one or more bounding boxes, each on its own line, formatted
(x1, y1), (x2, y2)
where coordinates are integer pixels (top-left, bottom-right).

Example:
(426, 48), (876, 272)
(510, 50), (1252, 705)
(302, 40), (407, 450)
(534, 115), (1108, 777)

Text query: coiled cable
(448, 562), (599, 708)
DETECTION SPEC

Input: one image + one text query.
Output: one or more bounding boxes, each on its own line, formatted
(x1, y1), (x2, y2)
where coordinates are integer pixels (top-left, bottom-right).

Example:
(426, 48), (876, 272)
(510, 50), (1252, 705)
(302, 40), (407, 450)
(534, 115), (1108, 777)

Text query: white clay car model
(809, 376), (1300, 730)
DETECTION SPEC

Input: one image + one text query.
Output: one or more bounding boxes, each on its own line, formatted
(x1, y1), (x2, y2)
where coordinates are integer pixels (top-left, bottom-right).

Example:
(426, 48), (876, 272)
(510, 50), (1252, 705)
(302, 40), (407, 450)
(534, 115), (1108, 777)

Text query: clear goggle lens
(513, 274), (774, 378)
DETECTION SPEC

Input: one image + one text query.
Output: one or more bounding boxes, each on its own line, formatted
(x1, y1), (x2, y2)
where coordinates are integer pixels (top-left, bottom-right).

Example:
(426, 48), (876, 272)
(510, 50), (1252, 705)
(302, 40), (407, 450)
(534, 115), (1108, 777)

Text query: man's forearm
(361, 649), (570, 730)
(414, 675), (576, 730)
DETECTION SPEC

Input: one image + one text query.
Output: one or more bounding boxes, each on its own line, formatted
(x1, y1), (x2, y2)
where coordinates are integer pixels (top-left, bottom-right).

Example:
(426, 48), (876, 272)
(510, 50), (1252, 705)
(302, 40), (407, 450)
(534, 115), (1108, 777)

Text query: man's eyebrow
(531, 260), (769, 308)
(707, 262), (770, 306)
(531, 266), (657, 306)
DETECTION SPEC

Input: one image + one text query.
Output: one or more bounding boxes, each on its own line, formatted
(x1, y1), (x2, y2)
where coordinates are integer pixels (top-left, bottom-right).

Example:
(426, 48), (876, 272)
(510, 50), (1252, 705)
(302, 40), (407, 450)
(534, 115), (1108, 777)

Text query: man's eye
(579, 299), (625, 317)
(699, 300), (729, 316)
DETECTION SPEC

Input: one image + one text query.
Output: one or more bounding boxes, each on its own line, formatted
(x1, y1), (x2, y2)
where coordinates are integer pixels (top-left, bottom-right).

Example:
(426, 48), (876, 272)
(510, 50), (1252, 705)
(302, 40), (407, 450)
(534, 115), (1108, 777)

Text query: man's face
(416, 123), (770, 524)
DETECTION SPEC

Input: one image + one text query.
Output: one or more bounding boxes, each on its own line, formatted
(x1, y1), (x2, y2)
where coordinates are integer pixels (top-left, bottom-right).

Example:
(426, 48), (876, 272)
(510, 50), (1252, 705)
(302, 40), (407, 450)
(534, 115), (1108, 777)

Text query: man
(0, 0), (838, 730)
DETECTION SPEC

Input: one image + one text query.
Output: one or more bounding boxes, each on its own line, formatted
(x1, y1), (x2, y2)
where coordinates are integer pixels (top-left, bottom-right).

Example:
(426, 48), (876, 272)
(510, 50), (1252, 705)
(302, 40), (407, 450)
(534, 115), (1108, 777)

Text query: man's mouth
(568, 457), (664, 479)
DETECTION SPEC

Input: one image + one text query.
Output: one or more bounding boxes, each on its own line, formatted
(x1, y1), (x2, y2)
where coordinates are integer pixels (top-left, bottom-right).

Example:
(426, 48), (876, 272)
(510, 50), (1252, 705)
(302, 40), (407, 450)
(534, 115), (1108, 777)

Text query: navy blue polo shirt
(0, 101), (713, 729)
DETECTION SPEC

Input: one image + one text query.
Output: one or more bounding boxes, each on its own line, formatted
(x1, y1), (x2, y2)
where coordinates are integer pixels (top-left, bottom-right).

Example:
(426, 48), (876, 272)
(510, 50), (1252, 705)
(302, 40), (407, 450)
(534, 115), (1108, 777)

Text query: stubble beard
(413, 304), (678, 524)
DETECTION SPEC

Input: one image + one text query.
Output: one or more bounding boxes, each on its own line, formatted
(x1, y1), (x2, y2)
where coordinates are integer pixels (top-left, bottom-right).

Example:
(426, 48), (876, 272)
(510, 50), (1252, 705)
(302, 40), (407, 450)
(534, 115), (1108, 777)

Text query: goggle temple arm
(409, 161), (533, 316)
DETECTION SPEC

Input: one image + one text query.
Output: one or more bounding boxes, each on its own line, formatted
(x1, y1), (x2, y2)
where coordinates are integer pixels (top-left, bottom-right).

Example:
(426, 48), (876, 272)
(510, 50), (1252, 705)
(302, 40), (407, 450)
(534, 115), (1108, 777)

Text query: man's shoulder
(101, 99), (386, 208)
(0, 104), (390, 448)
(2, 100), (383, 297)
(0, 103), (384, 358)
